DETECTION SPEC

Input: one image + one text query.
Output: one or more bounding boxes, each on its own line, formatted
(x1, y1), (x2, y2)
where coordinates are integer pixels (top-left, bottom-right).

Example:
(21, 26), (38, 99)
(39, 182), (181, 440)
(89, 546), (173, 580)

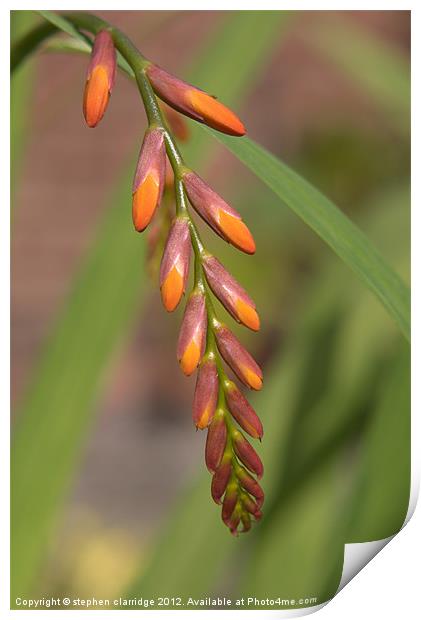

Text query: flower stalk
(31, 11), (265, 534)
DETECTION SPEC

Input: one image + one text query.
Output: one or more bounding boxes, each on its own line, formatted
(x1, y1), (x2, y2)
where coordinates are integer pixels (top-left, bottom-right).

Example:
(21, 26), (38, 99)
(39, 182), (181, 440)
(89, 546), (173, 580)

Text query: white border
(3, 2), (417, 619)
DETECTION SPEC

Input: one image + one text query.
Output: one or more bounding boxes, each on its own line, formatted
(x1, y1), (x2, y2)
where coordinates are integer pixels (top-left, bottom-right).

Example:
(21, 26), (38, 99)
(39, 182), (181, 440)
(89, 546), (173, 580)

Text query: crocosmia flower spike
(69, 10), (263, 534)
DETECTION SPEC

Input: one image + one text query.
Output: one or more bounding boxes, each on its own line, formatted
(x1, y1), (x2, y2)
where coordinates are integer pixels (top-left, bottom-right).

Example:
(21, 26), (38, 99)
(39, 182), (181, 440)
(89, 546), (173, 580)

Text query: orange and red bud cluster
(82, 29), (262, 535)
(83, 30), (116, 128)
(146, 64), (246, 137)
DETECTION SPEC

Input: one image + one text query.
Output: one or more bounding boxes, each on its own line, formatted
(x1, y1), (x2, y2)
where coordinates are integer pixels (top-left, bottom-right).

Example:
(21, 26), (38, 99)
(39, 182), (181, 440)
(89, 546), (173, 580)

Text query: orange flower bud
(192, 359), (218, 429)
(177, 291), (207, 376)
(132, 129), (166, 232)
(183, 172), (255, 254)
(83, 30), (116, 128)
(211, 453), (232, 504)
(159, 217), (191, 312)
(232, 429), (264, 479)
(225, 381), (263, 439)
(203, 256), (260, 331)
(147, 64), (246, 137)
(216, 326), (263, 391)
(205, 409), (227, 473)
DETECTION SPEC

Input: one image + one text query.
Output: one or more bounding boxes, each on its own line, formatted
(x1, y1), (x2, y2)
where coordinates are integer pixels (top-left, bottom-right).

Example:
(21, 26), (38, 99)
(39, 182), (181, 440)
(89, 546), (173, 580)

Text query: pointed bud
(232, 429), (264, 479)
(240, 492), (260, 517)
(159, 217), (191, 312)
(147, 64), (246, 137)
(225, 501), (242, 536)
(203, 256), (260, 331)
(83, 30), (116, 128)
(161, 102), (190, 142)
(132, 129), (166, 232)
(216, 327), (263, 391)
(193, 359), (218, 429)
(205, 409), (227, 473)
(222, 481), (238, 523)
(225, 381), (263, 439)
(177, 291), (207, 375)
(211, 453), (232, 504)
(240, 511), (251, 533)
(237, 465), (265, 508)
(183, 172), (255, 254)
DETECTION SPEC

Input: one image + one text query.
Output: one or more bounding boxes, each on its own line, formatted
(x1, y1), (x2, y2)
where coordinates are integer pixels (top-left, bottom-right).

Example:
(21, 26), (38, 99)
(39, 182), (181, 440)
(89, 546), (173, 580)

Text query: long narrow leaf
(206, 131), (410, 341)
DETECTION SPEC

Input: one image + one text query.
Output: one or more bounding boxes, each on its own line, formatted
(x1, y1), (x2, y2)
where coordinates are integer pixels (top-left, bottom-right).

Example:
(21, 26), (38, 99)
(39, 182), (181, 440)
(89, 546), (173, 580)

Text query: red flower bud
(203, 256), (260, 331)
(83, 30), (116, 128)
(205, 409), (227, 473)
(216, 326), (263, 391)
(232, 429), (264, 479)
(225, 381), (263, 439)
(132, 128), (166, 232)
(177, 291), (207, 376)
(193, 359), (218, 429)
(147, 64), (246, 137)
(159, 217), (191, 312)
(211, 453), (232, 504)
(237, 465), (264, 508)
(183, 172), (255, 254)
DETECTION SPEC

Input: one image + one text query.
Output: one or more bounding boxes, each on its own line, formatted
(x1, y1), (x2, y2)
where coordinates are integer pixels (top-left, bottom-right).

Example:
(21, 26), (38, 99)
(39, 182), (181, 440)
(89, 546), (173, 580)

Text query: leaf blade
(206, 131), (410, 340)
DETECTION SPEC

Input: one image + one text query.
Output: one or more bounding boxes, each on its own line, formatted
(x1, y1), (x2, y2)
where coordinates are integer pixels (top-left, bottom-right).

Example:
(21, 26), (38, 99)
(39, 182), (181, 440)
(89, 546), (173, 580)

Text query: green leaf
(347, 343), (410, 541)
(11, 165), (145, 600)
(11, 11), (38, 206)
(309, 18), (410, 135)
(206, 131), (410, 341)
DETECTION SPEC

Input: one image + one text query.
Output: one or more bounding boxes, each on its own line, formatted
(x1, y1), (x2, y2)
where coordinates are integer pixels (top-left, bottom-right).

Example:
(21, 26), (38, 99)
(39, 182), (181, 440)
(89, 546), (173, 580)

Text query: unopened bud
(216, 326), (263, 391)
(159, 217), (191, 312)
(211, 453), (232, 504)
(83, 30), (116, 128)
(177, 291), (207, 375)
(183, 172), (255, 254)
(237, 465), (264, 508)
(203, 256), (260, 331)
(205, 409), (227, 473)
(240, 492), (260, 517)
(222, 481), (238, 523)
(241, 511), (251, 533)
(132, 128), (166, 232)
(225, 381), (263, 439)
(147, 64), (246, 137)
(232, 429), (264, 479)
(193, 359), (218, 429)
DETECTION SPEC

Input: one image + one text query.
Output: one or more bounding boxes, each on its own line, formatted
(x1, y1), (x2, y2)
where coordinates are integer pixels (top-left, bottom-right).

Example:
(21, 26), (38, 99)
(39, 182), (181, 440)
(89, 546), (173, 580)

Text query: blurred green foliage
(11, 10), (410, 611)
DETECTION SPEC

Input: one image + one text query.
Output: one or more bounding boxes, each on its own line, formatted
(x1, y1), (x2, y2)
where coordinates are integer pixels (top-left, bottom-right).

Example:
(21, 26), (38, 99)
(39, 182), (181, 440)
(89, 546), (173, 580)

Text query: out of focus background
(11, 10), (410, 610)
